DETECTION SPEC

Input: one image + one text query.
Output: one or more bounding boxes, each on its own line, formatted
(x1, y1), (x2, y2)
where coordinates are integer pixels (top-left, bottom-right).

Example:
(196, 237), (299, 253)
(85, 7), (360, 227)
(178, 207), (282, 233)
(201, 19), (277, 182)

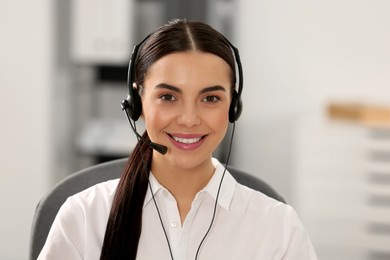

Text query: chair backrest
(29, 158), (285, 260)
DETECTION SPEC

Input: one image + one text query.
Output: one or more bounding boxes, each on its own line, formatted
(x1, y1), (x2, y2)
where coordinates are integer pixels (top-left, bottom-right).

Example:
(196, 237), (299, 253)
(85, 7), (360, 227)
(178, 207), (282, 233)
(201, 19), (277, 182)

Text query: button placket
(162, 189), (181, 255)
(169, 191), (206, 259)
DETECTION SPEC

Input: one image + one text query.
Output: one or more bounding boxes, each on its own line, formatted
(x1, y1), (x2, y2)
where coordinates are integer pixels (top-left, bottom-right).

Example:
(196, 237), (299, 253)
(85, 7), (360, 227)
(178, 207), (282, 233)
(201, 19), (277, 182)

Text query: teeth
(172, 136), (202, 144)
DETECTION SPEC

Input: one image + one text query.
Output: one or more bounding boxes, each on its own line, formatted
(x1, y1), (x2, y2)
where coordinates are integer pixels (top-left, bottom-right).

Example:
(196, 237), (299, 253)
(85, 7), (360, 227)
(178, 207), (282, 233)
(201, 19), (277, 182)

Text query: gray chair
(29, 158), (285, 260)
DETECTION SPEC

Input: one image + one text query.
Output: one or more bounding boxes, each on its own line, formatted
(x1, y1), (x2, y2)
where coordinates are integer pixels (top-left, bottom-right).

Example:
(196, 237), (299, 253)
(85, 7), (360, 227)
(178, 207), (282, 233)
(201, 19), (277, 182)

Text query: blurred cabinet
(294, 119), (390, 260)
(70, 0), (134, 64)
(364, 128), (390, 260)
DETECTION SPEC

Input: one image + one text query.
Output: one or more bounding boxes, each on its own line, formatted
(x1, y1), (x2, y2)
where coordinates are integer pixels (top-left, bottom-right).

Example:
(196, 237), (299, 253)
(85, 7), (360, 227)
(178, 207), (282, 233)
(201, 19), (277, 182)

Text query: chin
(170, 154), (213, 171)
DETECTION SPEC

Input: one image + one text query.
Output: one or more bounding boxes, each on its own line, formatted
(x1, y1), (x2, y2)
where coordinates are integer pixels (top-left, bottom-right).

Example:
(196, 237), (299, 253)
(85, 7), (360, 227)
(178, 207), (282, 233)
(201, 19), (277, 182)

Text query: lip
(166, 133), (207, 151)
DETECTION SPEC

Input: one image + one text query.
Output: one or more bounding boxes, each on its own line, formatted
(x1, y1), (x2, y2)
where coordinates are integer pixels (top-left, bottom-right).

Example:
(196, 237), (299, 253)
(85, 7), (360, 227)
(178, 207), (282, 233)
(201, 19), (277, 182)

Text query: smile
(172, 136), (202, 144)
(167, 133), (207, 151)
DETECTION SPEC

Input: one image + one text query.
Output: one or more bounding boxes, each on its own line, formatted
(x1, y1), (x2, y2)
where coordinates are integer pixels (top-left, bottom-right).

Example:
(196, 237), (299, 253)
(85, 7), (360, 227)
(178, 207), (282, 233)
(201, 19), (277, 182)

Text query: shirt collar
(143, 173), (163, 208)
(143, 158), (236, 210)
(200, 158), (236, 210)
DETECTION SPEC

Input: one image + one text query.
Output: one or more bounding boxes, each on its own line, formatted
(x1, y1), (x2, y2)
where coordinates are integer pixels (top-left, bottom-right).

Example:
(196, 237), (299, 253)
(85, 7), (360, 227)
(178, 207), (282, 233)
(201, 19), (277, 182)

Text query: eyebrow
(155, 83), (182, 93)
(200, 85), (226, 94)
(155, 83), (226, 94)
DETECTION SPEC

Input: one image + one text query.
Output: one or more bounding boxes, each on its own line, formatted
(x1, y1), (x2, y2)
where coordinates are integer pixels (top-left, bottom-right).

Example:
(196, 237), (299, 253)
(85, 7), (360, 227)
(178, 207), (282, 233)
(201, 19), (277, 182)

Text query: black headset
(122, 35), (243, 123)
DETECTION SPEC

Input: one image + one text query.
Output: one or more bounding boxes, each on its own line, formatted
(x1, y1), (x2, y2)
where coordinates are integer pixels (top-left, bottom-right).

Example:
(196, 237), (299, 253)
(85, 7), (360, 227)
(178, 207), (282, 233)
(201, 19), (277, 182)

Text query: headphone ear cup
(127, 89), (142, 121)
(229, 90), (243, 122)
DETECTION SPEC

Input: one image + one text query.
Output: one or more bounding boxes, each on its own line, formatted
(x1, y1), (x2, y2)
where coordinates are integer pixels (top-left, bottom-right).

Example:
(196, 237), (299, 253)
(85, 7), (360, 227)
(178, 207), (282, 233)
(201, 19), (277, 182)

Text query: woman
(38, 19), (317, 260)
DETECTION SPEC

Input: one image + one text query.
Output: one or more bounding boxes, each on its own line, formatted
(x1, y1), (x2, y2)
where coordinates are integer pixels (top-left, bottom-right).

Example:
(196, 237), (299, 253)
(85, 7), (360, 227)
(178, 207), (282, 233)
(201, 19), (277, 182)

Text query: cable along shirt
(38, 158), (318, 260)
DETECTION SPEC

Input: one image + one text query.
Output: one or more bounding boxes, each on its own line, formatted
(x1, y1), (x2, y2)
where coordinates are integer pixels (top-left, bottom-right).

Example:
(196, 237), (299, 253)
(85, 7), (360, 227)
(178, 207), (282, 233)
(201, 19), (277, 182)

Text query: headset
(121, 34), (243, 124)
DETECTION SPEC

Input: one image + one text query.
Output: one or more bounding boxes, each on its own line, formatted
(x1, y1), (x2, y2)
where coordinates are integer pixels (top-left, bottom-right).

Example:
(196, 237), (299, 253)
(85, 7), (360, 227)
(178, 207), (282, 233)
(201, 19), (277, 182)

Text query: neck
(151, 157), (215, 198)
(151, 156), (215, 223)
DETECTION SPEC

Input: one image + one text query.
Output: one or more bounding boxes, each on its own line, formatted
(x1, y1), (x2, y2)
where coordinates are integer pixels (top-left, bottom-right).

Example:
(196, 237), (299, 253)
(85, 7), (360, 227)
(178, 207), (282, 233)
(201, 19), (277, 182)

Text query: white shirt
(38, 158), (318, 260)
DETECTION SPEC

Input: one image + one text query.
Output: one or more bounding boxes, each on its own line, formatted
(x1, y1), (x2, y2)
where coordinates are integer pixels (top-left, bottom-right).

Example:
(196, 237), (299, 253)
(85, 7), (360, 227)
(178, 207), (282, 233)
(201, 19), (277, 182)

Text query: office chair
(29, 158), (285, 260)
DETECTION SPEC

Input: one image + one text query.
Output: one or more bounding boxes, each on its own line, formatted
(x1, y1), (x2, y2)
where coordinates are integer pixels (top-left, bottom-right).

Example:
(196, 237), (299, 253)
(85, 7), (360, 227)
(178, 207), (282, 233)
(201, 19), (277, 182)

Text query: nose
(176, 103), (201, 127)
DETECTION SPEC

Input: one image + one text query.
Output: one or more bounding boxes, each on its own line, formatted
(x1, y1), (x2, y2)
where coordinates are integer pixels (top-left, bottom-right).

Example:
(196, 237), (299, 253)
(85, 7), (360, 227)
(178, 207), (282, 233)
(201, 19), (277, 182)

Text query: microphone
(121, 100), (168, 155)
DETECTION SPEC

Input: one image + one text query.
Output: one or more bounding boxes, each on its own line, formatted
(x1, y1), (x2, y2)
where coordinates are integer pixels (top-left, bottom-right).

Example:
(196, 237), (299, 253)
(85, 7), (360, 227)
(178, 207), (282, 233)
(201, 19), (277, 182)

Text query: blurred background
(1, 0), (390, 259)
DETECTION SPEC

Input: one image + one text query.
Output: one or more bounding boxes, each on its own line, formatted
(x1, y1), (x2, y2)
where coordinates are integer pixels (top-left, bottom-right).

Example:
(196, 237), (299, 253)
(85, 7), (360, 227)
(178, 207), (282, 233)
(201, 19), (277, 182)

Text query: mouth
(170, 135), (203, 144)
(167, 133), (207, 150)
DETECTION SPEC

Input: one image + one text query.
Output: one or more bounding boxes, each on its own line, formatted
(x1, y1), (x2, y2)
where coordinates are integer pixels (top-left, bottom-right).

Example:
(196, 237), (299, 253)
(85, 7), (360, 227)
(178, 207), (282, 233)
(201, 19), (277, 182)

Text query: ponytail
(100, 132), (152, 260)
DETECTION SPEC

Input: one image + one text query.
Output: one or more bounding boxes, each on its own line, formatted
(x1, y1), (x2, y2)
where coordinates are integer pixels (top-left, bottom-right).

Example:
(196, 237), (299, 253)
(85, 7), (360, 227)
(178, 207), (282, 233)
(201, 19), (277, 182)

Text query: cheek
(143, 105), (171, 131)
(205, 107), (230, 132)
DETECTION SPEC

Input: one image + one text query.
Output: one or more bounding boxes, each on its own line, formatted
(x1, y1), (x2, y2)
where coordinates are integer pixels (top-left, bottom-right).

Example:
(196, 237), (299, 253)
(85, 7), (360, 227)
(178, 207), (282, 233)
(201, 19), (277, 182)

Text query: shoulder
(233, 185), (306, 234)
(56, 178), (120, 224)
(233, 182), (287, 212)
(55, 179), (120, 240)
(39, 180), (120, 259)
(234, 183), (310, 238)
(65, 178), (119, 210)
(230, 182), (303, 230)
(230, 184), (318, 258)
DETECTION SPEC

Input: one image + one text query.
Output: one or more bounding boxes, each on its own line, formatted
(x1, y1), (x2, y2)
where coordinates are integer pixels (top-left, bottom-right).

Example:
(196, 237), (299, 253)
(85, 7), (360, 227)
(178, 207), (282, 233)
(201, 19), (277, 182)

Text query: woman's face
(141, 51), (232, 171)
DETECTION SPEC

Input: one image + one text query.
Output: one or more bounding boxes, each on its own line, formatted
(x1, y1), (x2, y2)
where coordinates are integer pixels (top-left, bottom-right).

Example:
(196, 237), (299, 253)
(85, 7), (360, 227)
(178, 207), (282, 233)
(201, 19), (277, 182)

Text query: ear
(229, 90), (241, 122)
(127, 83), (143, 121)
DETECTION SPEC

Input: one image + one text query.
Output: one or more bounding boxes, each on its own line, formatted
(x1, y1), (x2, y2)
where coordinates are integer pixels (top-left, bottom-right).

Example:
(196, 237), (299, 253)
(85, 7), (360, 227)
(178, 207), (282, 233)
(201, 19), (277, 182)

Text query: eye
(202, 95), (221, 103)
(159, 94), (176, 102)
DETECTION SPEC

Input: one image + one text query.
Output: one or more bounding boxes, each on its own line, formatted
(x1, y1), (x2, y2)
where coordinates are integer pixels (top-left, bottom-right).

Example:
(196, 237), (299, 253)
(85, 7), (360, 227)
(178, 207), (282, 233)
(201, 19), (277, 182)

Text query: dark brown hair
(100, 19), (236, 260)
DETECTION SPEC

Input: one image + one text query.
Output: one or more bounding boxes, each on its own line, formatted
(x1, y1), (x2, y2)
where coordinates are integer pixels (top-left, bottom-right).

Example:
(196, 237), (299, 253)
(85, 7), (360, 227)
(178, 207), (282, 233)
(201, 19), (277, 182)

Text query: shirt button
(171, 221), (179, 228)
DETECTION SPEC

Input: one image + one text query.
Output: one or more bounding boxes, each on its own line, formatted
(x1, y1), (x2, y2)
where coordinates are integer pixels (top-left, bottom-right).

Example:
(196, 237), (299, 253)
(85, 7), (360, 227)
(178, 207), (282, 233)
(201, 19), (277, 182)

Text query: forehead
(144, 51), (231, 88)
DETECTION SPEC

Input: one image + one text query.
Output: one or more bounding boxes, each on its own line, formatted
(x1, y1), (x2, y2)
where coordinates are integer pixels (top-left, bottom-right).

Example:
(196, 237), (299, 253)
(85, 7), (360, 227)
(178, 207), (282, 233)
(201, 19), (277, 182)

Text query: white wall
(0, 1), (53, 259)
(234, 0), (390, 202)
(234, 1), (390, 259)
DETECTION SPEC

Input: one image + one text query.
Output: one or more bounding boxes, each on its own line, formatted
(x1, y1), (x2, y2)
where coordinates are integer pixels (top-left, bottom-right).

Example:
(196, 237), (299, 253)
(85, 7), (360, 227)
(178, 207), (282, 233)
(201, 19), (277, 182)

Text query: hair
(100, 19), (236, 260)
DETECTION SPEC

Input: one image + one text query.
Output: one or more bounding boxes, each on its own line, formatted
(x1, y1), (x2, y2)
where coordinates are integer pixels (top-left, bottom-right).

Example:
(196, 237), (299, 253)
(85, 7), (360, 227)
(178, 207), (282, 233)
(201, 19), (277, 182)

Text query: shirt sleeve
(37, 197), (85, 260)
(282, 206), (318, 260)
